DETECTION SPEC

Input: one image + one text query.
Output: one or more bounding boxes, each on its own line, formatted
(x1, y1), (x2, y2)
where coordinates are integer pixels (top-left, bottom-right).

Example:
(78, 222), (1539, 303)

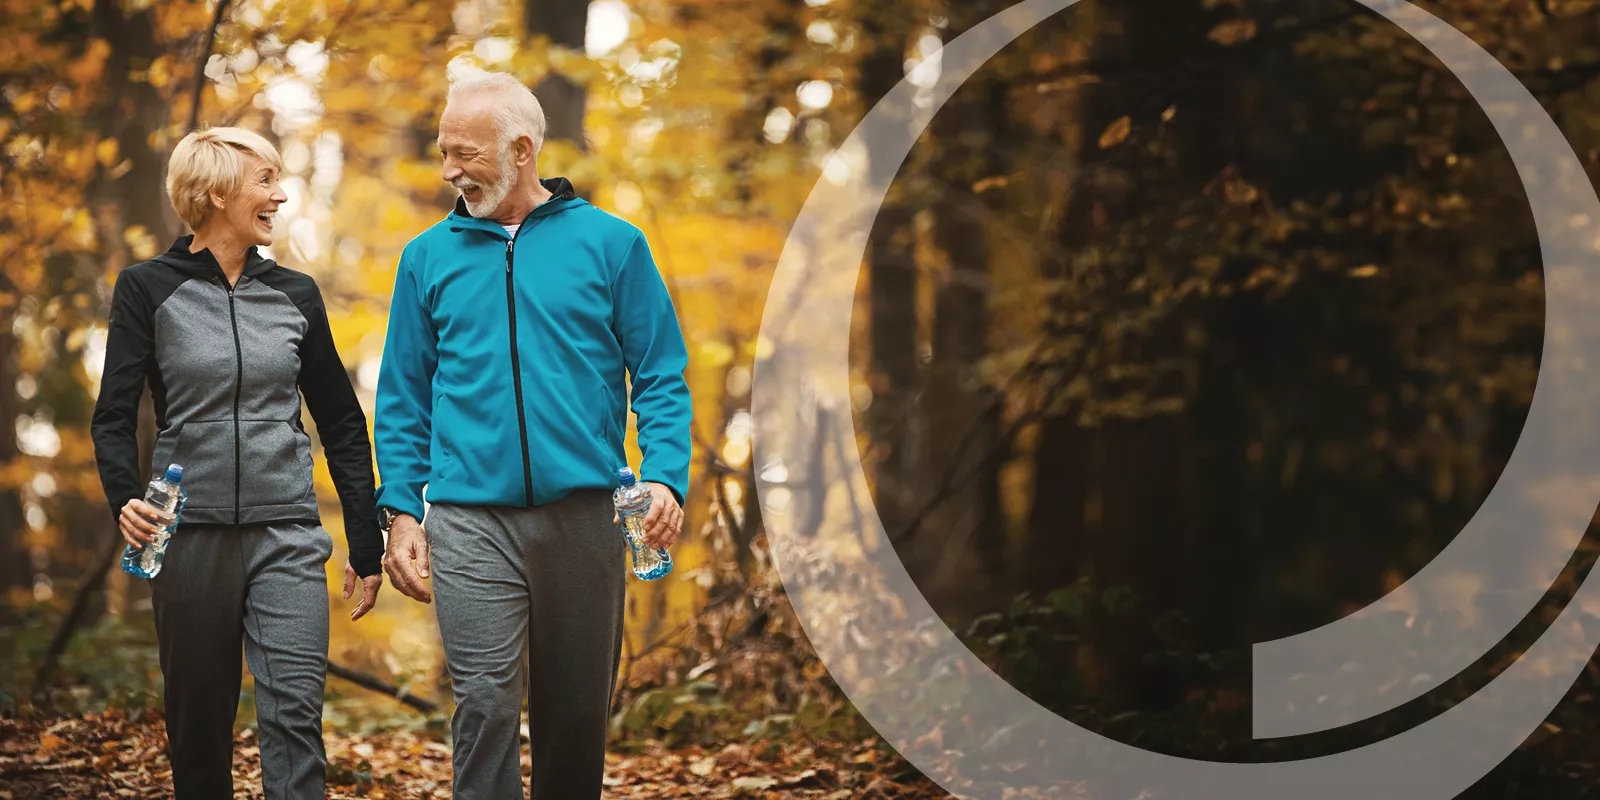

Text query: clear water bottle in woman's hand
(120, 464), (187, 579)
(614, 467), (672, 580)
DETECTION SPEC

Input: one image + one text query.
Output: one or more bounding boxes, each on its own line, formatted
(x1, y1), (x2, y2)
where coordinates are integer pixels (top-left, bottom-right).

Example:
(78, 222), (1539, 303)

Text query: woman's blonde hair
(165, 127), (283, 231)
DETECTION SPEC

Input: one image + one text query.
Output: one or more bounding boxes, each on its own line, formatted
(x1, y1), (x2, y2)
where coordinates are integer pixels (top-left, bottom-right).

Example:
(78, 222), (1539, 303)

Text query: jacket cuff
(350, 549), (383, 578)
(645, 476), (686, 507)
(107, 493), (138, 526)
(374, 485), (426, 528)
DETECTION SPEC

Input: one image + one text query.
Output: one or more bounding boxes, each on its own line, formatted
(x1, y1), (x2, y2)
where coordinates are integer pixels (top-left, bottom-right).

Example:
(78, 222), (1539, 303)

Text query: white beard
(455, 145), (518, 218)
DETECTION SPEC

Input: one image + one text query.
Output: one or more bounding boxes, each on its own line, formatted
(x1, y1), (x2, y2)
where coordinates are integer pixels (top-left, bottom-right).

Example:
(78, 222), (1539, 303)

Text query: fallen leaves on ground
(0, 710), (948, 798)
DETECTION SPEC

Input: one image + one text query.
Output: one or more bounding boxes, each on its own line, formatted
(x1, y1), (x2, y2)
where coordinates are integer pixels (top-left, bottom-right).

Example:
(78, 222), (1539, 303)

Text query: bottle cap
(617, 467), (636, 487)
(164, 463), (184, 483)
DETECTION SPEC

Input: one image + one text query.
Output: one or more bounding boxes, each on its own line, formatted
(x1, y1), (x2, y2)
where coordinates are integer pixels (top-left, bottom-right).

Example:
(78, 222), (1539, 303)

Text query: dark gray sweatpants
(426, 490), (628, 800)
(150, 522), (332, 800)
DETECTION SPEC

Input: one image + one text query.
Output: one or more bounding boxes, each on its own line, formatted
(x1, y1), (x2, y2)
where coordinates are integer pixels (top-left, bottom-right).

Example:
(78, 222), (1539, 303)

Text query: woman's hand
(118, 498), (171, 548)
(342, 562), (384, 621)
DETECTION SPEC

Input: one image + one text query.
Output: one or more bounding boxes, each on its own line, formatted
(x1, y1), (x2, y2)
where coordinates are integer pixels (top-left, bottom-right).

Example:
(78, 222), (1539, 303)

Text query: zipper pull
(505, 240), (513, 273)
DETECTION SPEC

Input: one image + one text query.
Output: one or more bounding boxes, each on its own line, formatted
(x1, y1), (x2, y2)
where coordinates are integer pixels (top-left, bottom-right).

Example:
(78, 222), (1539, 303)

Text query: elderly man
(374, 71), (690, 798)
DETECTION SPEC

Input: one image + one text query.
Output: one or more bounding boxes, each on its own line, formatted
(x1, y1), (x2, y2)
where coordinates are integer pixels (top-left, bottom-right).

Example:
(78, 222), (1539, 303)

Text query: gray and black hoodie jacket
(91, 236), (383, 577)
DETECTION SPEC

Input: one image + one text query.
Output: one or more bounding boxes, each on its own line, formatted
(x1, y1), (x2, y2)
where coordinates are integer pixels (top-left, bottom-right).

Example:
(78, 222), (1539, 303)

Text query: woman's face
(216, 152), (287, 247)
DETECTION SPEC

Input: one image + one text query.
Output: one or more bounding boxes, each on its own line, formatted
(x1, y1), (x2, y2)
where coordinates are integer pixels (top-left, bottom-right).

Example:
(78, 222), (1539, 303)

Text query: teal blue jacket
(374, 178), (691, 521)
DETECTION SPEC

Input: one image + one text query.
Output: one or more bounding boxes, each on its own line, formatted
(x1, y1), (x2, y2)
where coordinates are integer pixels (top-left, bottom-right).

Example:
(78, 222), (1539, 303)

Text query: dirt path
(0, 711), (943, 798)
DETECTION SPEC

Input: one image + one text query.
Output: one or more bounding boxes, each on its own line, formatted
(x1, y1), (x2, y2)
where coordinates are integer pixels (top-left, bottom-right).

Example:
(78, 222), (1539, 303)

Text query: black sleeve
(91, 270), (154, 525)
(296, 283), (384, 578)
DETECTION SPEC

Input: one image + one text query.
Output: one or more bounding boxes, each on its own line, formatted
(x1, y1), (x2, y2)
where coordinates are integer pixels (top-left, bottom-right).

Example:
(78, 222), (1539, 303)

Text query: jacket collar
(152, 235), (277, 280)
(447, 176), (585, 236)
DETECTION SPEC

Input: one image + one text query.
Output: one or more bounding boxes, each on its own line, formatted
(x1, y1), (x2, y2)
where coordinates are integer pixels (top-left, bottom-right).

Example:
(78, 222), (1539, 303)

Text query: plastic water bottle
(614, 467), (672, 581)
(120, 463), (187, 579)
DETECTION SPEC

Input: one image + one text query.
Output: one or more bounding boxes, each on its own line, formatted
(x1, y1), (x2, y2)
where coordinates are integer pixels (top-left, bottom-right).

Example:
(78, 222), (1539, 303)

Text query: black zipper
(226, 278), (244, 525)
(504, 237), (535, 506)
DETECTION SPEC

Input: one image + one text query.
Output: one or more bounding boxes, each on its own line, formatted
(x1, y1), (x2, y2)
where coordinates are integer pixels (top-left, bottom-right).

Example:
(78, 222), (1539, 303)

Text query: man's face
(439, 99), (517, 219)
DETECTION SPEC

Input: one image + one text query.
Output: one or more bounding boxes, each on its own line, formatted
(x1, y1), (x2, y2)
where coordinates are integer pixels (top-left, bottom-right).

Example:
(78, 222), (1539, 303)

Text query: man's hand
(611, 482), (682, 549)
(382, 514), (433, 604)
(118, 498), (170, 548)
(342, 562), (384, 621)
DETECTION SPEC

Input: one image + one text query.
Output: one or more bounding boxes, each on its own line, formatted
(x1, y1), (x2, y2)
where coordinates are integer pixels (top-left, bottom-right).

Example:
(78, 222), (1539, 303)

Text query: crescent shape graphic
(751, 0), (1600, 796)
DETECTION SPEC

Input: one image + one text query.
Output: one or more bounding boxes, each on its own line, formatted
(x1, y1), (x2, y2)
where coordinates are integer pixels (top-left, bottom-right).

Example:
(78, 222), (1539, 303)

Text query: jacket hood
(447, 176), (589, 234)
(151, 235), (278, 279)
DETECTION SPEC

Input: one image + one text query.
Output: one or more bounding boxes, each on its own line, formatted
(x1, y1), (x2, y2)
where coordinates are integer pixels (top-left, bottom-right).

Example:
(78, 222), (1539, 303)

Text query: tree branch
(34, 532), (121, 690)
(886, 342), (1087, 547)
(35, 527), (438, 715)
(326, 661), (438, 713)
(187, 0), (233, 133)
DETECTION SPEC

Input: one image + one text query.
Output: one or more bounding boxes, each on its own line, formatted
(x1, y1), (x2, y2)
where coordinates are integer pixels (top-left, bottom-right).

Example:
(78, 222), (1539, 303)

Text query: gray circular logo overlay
(751, 0), (1600, 796)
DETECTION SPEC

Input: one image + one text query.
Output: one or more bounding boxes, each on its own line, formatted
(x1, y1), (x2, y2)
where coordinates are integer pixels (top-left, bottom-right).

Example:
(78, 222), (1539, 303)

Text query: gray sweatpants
(426, 490), (628, 800)
(150, 522), (332, 800)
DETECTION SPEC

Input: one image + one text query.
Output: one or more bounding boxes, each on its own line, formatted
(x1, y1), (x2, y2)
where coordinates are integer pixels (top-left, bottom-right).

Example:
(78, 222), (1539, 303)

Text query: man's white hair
(447, 71), (548, 155)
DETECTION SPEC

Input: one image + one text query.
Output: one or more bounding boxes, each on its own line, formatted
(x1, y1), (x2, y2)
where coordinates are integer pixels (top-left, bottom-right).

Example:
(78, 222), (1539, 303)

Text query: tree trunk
(0, 330), (28, 618)
(82, 0), (177, 623)
(525, 0), (589, 150)
(859, 6), (921, 537)
(917, 4), (1011, 603)
(717, 0), (801, 205)
(94, 0), (178, 243)
(1023, 0), (1239, 707)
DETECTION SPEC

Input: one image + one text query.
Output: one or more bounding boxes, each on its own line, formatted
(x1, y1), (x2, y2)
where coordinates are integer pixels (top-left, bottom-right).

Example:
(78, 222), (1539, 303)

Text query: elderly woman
(90, 127), (384, 799)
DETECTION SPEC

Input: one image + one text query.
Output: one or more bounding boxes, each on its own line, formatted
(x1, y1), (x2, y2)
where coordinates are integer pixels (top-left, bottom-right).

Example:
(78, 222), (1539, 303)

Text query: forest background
(7, 0), (1600, 796)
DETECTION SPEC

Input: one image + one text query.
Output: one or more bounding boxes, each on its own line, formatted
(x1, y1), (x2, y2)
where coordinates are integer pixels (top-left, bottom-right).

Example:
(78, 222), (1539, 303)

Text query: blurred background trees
(6, 0), (1600, 791)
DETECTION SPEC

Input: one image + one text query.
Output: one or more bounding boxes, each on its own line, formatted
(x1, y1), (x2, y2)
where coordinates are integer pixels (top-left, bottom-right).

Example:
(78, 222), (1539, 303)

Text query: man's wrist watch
(379, 507), (399, 533)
